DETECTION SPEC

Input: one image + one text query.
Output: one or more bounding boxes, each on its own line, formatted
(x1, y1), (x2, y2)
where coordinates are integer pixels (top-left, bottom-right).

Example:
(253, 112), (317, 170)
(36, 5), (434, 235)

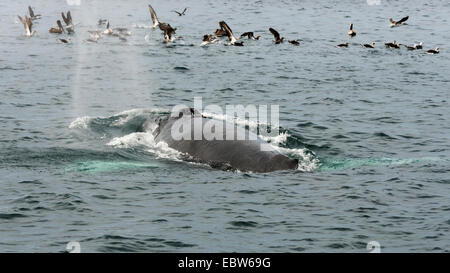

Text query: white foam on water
(69, 116), (94, 129)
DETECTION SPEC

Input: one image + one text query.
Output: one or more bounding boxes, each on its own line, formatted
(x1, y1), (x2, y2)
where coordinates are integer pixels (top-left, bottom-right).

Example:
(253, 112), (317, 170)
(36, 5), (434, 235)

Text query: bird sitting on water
(288, 39), (300, 45)
(362, 42), (375, 48)
(219, 21), (244, 46)
(348, 23), (356, 37)
(426, 48), (439, 54)
(17, 15), (35, 37)
(103, 21), (113, 35)
(239, 32), (260, 40)
(269, 28), (284, 44)
(200, 34), (218, 46)
(385, 40), (400, 49)
(389, 16), (409, 27)
(336, 42), (349, 48)
(49, 20), (65, 34)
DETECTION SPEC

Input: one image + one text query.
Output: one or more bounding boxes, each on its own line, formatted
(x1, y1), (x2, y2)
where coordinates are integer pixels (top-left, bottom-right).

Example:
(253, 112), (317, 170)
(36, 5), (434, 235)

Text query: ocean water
(0, 0), (449, 252)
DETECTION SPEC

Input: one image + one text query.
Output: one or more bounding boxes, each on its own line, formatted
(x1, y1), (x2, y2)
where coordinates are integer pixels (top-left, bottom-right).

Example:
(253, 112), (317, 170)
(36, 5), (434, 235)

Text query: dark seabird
(62, 11), (75, 33)
(269, 28), (284, 44)
(17, 15), (35, 37)
(288, 39), (300, 45)
(414, 42), (423, 49)
(172, 8), (187, 16)
(389, 16), (409, 27)
(160, 24), (177, 43)
(200, 34), (218, 46)
(426, 48), (439, 54)
(59, 38), (70, 44)
(49, 20), (65, 34)
(362, 42), (375, 48)
(239, 32), (260, 40)
(385, 41), (400, 49)
(336, 42), (349, 48)
(28, 6), (41, 20)
(348, 23), (356, 37)
(219, 21), (244, 46)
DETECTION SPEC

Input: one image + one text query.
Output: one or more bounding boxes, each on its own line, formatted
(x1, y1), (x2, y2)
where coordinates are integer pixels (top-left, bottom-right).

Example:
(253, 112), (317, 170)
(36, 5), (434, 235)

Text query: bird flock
(17, 5), (440, 54)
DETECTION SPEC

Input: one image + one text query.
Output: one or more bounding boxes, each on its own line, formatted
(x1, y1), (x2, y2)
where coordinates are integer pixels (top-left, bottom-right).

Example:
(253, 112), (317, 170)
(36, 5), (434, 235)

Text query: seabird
(385, 41), (401, 49)
(269, 28), (284, 44)
(426, 48), (439, 54)
(172, 8), (187, 16)
(389, 16), (409, 27)
(62, 11), (75, 33)
(336, 42), (349, 48)
(414, 42), (423, 49)
(219, 21), (244, 46)
(200, 34), (218, 46)
(239, 32), (260, 40)
(17, 15), (35, 37)
(49, 20), (65, 34)
(113, 27), (131, 36)
(103, 21), (113, 35)
(160, 24), (177, 43)
(59, 38), (70, 44)
(348, 23), (356, 37)
(288, 39), (300, 45)
(28, 6), (41, 20)
(362, 42), (375, 48)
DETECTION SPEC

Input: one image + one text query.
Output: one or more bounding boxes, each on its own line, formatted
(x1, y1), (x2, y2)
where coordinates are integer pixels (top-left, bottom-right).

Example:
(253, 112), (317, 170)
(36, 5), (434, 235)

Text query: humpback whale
(142, 108), (299, 173)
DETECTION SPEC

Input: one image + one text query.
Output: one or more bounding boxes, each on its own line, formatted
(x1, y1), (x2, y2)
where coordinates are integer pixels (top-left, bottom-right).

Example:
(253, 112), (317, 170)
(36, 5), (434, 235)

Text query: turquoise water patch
(65, 160), (160, 174)
(319, 157), (442, 171)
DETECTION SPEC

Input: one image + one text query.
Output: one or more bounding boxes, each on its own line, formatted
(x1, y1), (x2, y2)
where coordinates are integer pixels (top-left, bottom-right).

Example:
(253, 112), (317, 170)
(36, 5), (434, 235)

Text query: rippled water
(1, 0), (449, 252)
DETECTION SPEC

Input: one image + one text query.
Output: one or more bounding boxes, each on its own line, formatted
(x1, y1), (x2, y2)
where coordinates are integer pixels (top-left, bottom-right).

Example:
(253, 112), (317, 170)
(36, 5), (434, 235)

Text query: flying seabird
(172, 8), (187, 16)
(288, 39), (300, 45)
(269, 28), (284, 44)
(200, 34), (218, 46)
(49, 20), (65, 34)
(28, 6), (41, 20)
(17, 15), (35, 37)
(389, 16), (409, 27)
(385, 40), (400, 49)
(239, 32), (260, 40)
(348, 23), (356, 37)
(426, 48), (439, 54)
(219, 21), (244, 46)
(62, 11), (75, 33)
(59, 38), (70, 44)
(362, 42), (375, 48)
(336, 42), (349, 48)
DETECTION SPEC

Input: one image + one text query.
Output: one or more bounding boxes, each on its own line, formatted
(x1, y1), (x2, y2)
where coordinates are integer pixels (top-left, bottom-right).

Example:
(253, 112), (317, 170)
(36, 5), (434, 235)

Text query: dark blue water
(0, 0), (449, 252)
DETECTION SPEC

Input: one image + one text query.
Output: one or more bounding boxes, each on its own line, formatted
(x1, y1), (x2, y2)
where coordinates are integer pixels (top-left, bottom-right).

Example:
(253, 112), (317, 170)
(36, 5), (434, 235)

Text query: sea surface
(0, 0), (449, 252)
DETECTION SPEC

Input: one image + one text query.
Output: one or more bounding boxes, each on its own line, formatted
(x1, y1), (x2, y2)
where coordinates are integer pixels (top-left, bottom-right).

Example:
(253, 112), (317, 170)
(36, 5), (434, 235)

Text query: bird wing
(148, 5), (160, 26)
(182, 8), (187, 14)
(57, 20), (65, 31)
(67, 11), (73, 25)
(17, 15), (26, 25)
(219, 21), (236, 43)
(349, 23), (353, 30)
(28, 6), (34, 17)
(62, 12), (69, 25)
(269, 28), (280, 41)
(397, 16), (409, 24)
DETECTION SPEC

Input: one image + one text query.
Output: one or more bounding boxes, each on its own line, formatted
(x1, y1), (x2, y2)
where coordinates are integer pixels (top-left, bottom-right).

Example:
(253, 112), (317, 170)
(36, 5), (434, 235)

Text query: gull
(28, 6), (41, 20)
(269, 28), (284, 44)
(219, 21), (244, 46)
(348, 23), (356, 37)
(49, 20), (65, 34)
(17, 15), (35, 37)
(389, 16), (409, 27)
(172, 8), (187, 16)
